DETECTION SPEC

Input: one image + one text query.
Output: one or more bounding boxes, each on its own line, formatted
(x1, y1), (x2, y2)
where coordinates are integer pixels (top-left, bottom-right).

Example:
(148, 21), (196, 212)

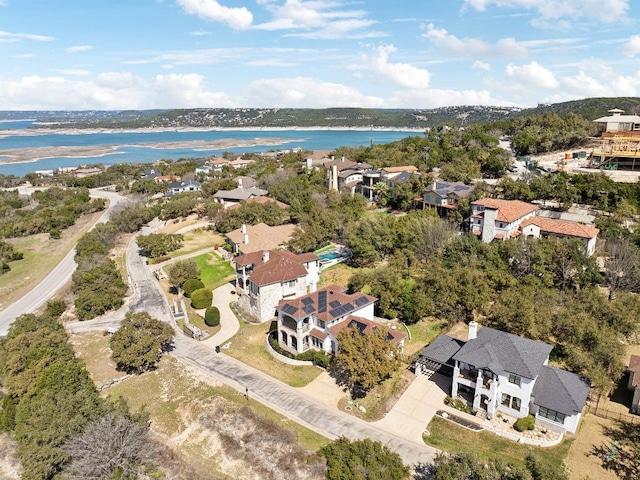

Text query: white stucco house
(593, 108), (640, 134)
(520, 216), (600, 256)
(416, 322), (590, 435)
(166, 180), (201, 196)
(471, 198), (539, 242)
(275, 285), (406, 356)
(234, 249), (320, 324)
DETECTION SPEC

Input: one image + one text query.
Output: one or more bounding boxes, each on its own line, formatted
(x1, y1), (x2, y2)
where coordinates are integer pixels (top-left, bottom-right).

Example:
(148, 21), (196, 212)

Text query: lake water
(0, 123), (421, 176)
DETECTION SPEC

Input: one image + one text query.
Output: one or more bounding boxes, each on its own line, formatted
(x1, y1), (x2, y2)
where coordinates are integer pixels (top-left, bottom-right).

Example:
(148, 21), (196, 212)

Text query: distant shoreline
(0, 125), (425, 138)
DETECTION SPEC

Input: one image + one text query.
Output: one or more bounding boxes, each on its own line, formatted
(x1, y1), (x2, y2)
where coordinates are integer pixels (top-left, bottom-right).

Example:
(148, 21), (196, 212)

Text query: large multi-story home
(423, 180), (474, 212)
(275, 285), (405, 356)
(361, 166), (419, 202)
(234, 250), (320, 323)
(416, 322), (590, 434)
(471, 198), (600, 255)
(224, 223), (297, 255)
(470, 198), (538, 242)
(325, 157), (373, 194)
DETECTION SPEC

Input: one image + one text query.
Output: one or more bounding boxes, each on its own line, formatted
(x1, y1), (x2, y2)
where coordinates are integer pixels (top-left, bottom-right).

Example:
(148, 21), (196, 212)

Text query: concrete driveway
(373, 373), (450, 444)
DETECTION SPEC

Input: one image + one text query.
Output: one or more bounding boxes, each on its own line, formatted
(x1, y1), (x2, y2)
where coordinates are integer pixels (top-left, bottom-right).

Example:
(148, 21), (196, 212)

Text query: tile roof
(276, 285), (376, 322)
(629, 355), (640, 388)
(382, 165), (418, 174)
(472, 198), (538, 223)
(452, 326), (553, 379)
(310, 328), (329, 340)
(520, 217), (599, 239)
(419, 335), (465, 365)
(327, 315), (406, 344)
(225, 223), (297, 254)
(235, 250), (312, 286)
(532, 366), (590, 416)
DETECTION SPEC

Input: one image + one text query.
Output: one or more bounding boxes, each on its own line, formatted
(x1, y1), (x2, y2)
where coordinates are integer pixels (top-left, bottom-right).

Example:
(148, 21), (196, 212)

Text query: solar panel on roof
(318, 291), (327, 313)
(329, 300), (341, 308)
(302, 297), (314, 306)
(343, 304), (354, 313)
(354, 296), (369, 307)
(281, 304), (297, 315)
(303, 305), (316, 314)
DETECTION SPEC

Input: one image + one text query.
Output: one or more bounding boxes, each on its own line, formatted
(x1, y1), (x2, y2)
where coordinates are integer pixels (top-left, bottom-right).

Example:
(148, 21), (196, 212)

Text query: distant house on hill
(166, 180), (200, 196)
(520, 216), (600, 255)
(213, 181), (268, 208)
(324, 157), (372, 194)
(593, 108), (640, 134)
(361, 166), (419, 202)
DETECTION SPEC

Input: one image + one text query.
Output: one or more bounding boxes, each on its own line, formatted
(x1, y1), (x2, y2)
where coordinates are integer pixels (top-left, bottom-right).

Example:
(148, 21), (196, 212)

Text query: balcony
(459, 369), (478, 382)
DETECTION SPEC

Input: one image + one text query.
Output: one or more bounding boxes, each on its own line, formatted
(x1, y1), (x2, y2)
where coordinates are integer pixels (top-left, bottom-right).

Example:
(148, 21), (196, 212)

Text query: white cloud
(14, 53), (36, 58)
(389, 88), (510, 109)
(472, 60), (491, 71)
(363, 44), (431, 90)
(0, 73), (238, 110)
(463, 0), (629, 25)
(245, 76), (384, 108)
(0, 30), (54, 43)
(254, 0), (383, 39)
(618, 35), (640, 57)
(58, 69), (91, 76)
(423, 24), (528, 58)
(67, 45), (93, 54)
(505, 61), (559, 89)
(177, 0), (253, 30)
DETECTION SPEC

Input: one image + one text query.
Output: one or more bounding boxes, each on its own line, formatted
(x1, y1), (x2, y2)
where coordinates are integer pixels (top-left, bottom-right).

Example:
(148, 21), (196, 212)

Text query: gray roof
(419, 335), (464, 365)
(532, 366), (590, 415)
(594, 114), (640, 123)
(452, 326), (553, 379)
(213, 186), (267, 200)
(426, 181), (474, 198)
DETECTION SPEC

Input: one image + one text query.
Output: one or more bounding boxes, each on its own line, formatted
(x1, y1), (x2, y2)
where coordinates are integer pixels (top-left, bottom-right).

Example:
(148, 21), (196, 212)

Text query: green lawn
(192, 252), (235, 290)
(425, 416), (571, 471)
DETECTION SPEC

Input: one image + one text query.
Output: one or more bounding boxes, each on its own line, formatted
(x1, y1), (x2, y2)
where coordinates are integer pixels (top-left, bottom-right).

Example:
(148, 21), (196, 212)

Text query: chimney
(243, 233), (249, 245)
(468, 321), (478, 340)
(331, 164), (338, 191)
(238, 177), (243, 187)
(432, 179), (437, 191)
(262, 250), (270, 263)
(341, 156), (345, 162)
(241, 223), (247, 234)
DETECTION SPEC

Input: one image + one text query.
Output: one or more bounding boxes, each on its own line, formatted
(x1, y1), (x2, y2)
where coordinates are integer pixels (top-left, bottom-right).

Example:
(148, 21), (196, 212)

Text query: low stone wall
(265, 331), (313, 366)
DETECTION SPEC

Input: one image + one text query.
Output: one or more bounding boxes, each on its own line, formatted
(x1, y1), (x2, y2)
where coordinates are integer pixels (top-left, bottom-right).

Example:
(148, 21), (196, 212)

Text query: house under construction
(589, 135), (640, 171)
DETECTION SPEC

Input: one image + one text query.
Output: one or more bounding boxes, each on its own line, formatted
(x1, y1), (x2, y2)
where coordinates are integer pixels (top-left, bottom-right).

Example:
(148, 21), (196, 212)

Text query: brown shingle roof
(227, 196), (289, 211)
(520, 217), (599, 239)
(276, 285), (376, 322)
(327, 315), (407, 344)
(382, 166), (418, 174)
(472, 198), (538, 223)
(238, 251), (309, 286)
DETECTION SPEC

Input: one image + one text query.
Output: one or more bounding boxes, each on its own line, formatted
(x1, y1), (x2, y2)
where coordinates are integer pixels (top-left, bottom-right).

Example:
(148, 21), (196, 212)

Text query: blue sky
(1, 0), (639, 110)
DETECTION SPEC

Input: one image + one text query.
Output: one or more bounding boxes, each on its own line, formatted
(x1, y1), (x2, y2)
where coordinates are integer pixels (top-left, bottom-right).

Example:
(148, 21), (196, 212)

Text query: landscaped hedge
(514, 414), (535, 432)
(190, 288), (212, 309)
(296, 349), (330, 368)
(183, 278), (205, 297)
(204, 306), (220, 327)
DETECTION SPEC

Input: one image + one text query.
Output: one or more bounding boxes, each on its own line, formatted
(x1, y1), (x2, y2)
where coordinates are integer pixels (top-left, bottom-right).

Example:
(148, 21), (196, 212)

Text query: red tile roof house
(471, 198), (600, 255)
(417, 322), (590, 435)
(520, 216), (600, 256)
(234, 250), (320, 324)
(627, 355), (640, 414)
(471, 198), (538, 242)
(276, 285), (406, 356)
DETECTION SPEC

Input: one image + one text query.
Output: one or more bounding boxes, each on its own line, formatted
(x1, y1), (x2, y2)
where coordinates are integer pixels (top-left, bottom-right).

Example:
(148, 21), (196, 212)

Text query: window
(284, 279), (296, 288)
(511, 396), (521, 411)
(501, 393), (522, 411)
(538, 406), (566, 424)
(508, 373), (522, 386)
(425, 195), (431, 202)
(249, 281), (259, 295)
(501, 393), (511, 407)
(317, 319), (325, 329)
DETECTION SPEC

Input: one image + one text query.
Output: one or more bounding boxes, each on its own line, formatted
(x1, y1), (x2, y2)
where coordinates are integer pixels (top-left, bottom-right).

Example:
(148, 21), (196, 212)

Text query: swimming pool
(319, 251), (342, 262)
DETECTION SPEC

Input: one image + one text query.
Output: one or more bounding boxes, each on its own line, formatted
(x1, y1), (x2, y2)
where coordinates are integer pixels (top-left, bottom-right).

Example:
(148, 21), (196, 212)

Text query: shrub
(183, 278), (205, 297)
(296, 350), (330, 368)
(190, 288), (212, 309)
(514, 415), (535, 432)
(154, 255), (170, 264)
(204, 306), (220, 327)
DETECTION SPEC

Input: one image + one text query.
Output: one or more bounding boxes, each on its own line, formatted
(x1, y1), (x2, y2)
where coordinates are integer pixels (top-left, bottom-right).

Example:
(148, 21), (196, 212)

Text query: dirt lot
(565, 414), (620, 480)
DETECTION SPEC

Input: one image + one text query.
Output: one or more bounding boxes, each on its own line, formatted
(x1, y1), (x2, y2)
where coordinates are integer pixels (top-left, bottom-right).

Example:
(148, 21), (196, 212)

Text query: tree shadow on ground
(327, 361), (368, 399)
(590, 420), (640, 480)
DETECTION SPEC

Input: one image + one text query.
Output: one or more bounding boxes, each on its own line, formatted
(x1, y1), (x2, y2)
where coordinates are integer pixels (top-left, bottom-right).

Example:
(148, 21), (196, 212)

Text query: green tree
(334, 324), (401, 394)
(190, 287), (213, 309)
(137, 232), (184, 258)
(320, 437), (410, 480)
(167, 259), (200, 292)
(110, 312), (174, 374)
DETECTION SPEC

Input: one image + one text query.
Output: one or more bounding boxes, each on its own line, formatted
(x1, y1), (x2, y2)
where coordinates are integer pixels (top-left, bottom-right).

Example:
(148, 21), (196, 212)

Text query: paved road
(0, 188), (125, 336)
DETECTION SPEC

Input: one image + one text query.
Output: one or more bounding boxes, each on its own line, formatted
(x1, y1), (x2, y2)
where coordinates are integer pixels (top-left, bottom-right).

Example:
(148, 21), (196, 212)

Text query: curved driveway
(0, 188), (125, 336)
